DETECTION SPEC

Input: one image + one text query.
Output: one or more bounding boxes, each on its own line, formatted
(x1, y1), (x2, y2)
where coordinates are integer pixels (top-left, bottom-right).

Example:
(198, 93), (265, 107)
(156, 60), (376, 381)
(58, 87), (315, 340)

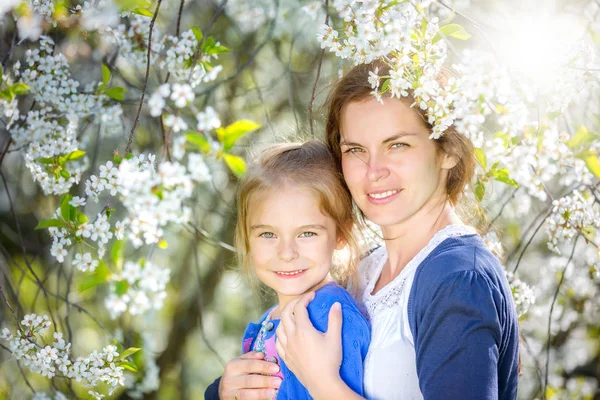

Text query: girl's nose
(277, 240), (299, 262)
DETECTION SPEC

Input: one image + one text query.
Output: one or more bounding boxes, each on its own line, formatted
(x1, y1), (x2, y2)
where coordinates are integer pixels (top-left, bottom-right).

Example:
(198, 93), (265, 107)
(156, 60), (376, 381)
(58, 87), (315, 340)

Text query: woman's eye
(391, 142), (408, 149)
(343, 147), (364, 154)
(259, 232), (275, 238)
(299, 232), (316, 238)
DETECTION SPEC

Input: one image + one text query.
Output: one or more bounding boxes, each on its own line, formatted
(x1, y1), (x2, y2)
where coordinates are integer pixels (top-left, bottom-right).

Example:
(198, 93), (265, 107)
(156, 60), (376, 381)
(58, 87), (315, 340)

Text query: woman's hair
(234, 140), (361, 294)
(325, 59), (475, 206)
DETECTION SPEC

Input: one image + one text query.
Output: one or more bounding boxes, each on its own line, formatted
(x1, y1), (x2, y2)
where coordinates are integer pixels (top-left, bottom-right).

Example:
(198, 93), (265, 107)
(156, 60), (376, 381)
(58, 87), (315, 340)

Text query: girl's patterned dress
(251, 311), (283, 399)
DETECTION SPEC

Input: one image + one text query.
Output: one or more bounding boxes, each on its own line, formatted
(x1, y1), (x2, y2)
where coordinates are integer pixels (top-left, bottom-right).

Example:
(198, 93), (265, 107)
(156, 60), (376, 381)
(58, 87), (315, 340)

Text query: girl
(221, 141), (370, 400)
(208, 60), (520, 400)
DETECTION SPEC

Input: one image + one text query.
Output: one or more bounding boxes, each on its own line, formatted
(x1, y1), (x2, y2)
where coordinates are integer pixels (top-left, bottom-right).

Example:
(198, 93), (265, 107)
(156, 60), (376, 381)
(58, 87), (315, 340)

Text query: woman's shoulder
(414, 234), (511, 302)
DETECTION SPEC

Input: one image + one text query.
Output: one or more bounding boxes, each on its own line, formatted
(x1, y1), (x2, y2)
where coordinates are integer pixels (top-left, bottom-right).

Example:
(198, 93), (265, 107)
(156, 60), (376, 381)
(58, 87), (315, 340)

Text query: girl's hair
(234, 140), (361, 294)
(325, 59), (475, 206)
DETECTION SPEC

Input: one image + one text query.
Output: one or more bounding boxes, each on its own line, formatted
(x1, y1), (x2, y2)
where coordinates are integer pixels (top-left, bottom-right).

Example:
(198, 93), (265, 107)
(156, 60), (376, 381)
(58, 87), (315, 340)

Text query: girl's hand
(275, 292), (344, 397)
(218, 352), (281, 400)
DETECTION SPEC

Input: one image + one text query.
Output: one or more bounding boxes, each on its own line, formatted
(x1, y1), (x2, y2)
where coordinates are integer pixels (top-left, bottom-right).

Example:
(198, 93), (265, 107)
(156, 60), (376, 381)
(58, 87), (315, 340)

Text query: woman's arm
(414, 270), (506, 399)
(204, 351), (282, 400)
(275, 293), (366, 400)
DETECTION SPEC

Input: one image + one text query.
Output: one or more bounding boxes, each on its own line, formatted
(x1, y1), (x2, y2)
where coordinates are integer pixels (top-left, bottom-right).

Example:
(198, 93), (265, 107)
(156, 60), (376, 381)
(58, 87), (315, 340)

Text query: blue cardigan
(205, 234), (519, 399)
(206, 282), (370, 399)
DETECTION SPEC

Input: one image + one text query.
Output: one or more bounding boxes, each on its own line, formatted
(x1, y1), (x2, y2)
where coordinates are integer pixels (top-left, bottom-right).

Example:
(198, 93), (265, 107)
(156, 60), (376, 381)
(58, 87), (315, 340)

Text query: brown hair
(325, 59), (475, 206)
(234, 140), (361, 295)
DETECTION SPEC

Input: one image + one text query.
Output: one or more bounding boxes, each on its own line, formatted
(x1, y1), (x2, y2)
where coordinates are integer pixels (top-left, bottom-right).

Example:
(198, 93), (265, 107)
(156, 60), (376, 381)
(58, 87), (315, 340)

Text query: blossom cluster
(546, 190), (600, 254)
(1, 314), (125, 397)
(104, 260), (170, 319)
(504, 271), (536, 318)
(317, 0), (465, 138)
(9, 36), (122, 195)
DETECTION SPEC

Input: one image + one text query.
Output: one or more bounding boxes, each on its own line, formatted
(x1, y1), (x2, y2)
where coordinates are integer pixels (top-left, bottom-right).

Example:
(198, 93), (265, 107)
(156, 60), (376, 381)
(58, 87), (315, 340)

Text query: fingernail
(266, 389), (277, 397)
(272, 378), (282, 388)
(332, 302), (341, 310)
(270, 364), (280, 373)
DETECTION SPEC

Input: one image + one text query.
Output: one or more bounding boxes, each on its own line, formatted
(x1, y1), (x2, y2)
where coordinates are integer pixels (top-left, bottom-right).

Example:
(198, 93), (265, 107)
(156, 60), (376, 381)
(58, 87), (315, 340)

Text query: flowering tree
(0, 0), (599, 398)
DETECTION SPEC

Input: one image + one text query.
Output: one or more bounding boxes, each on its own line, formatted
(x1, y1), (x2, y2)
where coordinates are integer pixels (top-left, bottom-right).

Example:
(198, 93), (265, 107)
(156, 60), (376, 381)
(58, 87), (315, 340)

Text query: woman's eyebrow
(341, 132), (417, 147)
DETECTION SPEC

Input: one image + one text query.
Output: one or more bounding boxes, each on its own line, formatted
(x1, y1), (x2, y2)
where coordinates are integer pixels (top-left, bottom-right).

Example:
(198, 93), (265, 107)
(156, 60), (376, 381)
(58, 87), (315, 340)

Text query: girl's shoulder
(308, 283), (370, 330)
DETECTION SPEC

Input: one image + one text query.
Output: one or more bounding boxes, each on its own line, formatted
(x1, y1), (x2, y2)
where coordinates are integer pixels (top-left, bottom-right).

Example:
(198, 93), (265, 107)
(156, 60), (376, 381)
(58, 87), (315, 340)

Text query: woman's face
(339, 96), (455, 230)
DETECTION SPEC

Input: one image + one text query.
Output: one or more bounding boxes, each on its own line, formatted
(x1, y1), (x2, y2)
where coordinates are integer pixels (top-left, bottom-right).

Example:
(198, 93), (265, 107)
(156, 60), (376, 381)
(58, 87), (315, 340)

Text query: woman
(205, 60), (519, 400)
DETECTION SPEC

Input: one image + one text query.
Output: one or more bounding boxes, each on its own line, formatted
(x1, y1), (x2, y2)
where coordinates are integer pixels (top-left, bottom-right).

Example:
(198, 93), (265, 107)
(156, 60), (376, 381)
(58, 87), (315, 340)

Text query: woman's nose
(367, 155), (390, 182)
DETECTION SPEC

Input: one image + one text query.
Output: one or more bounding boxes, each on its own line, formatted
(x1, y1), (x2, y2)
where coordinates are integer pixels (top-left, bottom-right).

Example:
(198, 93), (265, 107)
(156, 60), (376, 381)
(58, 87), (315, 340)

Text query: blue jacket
(407, 234), (519, 399)
(205, 282), (370, 399)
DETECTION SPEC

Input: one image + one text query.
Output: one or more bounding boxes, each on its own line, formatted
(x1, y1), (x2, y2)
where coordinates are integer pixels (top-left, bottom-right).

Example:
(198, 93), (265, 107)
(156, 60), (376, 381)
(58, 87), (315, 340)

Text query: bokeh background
(1, 0), (599, 399)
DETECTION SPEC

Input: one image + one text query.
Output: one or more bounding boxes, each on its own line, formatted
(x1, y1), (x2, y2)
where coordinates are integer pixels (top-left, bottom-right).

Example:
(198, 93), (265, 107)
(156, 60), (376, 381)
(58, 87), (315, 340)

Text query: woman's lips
(366, 189), (401, 205)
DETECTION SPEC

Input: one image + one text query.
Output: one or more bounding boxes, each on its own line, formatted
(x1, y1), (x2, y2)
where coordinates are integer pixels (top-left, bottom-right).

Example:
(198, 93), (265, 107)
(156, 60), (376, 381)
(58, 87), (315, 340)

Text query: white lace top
(358, 225), (477, 400)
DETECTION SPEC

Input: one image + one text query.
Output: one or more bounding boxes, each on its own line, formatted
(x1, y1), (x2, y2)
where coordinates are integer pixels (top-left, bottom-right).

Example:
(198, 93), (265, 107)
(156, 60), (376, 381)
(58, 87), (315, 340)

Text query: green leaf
(207, 45), (230, 55)
(115, 280), (130, 296)
(38, 157), (56, 165)
(125, 153), (133, 160)
(116, 0), (151, 11)
(101, 63), (111, 85)
(105, 87), (127, 101)
(223, 153), (246, 178)
(77, 212), (88, 224)
(111, 240), (124, 267)
(492, 168), (519, 187)
(132, 7), (153, 17)
(78, 261), (110, 292)
(118, 361), (138, 372)
(60, 194), (73, 221)
(191, 27), (203, 43)
(581, 151), (600, 178)
(474, 148), (487, 171)
(34, 218), (65, 230)
(217, 120), (261, 152)
(60, 170), (71, 179)
(11, 82), (29, 95)
(474, 181), (485, 202)
(567, 125), (596, 149)
(381, 79), (391, 93)
(186, 132), (211, 153)
(433, 24), (471, 44)
(66, 150), (87, 161)
(201, 36), (216, 53)
(119, 347), (141, 360)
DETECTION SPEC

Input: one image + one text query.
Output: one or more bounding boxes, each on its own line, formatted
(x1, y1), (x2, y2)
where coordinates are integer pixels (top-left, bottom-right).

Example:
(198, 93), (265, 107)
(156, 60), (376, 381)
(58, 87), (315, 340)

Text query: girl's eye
(391, 142), (408, 149)
(299, 232), (316, 238)
(259, 232), (275, 238)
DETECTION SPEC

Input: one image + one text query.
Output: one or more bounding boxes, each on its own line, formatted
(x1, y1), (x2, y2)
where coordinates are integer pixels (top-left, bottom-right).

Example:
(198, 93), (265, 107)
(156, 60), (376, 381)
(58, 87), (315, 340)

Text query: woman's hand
(275, 292), (344, 397)
(218, 351), (281, 400)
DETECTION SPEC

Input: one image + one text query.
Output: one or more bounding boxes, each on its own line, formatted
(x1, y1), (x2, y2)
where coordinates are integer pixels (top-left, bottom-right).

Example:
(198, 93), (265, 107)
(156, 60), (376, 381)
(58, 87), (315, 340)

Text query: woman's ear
(441, 152), (459, 170)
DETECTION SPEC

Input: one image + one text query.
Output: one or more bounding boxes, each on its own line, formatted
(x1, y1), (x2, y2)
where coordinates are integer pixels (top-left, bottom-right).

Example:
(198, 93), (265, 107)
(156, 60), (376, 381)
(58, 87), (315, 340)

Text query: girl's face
(340, 96), (455, 231)
(248, 185), (343, 307)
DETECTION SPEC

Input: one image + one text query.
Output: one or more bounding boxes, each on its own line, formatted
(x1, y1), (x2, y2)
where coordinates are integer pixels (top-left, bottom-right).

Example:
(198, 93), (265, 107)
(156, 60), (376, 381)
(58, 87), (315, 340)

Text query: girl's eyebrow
(340, 132), (417, 147)
(250, 224), (327, 231)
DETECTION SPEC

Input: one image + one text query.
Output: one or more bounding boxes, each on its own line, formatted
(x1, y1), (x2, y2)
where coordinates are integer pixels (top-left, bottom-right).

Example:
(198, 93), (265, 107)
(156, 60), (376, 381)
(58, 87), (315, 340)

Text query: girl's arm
(276, 293), (367, 400)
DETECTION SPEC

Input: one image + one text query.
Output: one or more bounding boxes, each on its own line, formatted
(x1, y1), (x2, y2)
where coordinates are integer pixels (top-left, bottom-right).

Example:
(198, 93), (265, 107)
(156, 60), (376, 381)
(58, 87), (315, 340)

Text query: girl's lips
(274, 269), (307, 278)
(366, 189), (401, 205)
